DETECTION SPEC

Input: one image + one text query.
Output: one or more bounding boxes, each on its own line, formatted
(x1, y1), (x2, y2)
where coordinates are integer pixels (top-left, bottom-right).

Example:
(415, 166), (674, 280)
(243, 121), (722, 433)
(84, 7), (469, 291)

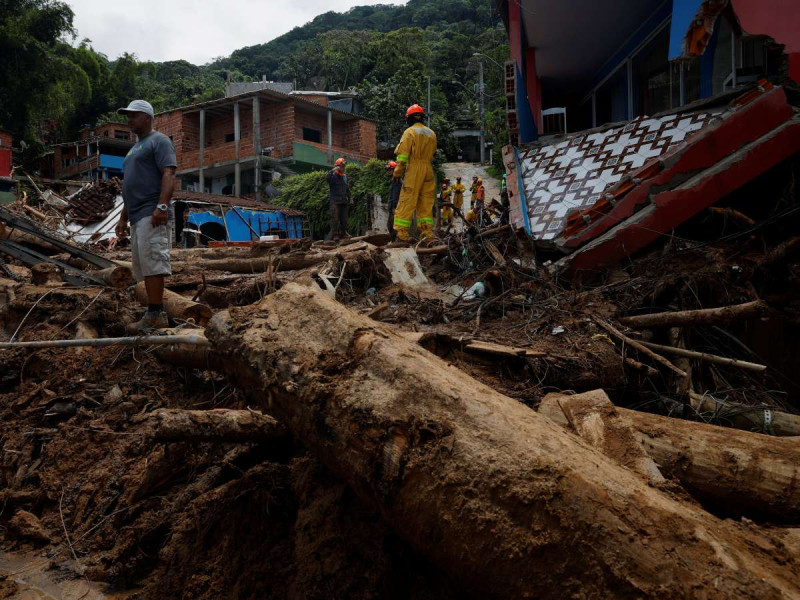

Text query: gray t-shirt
(122, 131), (177, 224)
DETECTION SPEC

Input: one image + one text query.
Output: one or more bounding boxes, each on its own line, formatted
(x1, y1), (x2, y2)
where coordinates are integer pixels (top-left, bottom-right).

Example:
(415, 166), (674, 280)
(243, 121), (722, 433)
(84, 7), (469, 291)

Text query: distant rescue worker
(439, 179), (452, 207)
(385, 160), (402, 241)
(325, 157), (351, 240)
(469, 175), (479, 202)
(451, 175), (466, 210)
(392, 104), (437, 240)
(114, 99), (177, 334)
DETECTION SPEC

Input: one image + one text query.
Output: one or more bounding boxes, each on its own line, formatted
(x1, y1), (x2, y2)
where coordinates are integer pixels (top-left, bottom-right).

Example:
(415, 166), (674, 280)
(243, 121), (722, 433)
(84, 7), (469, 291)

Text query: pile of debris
(0, 133), (800, 597)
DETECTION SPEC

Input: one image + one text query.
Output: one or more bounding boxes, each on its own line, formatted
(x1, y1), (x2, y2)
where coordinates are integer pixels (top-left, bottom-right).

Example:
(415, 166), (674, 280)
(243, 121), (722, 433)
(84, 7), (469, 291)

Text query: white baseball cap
(117, 100), (154, 118)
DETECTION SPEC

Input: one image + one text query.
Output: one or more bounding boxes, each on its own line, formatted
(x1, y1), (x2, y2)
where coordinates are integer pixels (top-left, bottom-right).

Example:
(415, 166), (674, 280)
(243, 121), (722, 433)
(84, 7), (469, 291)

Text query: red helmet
(444, 178), (450, 182)
(335, 157), (346, 166)
(386, 160), (397, 169)
(406, 104), (425, 118)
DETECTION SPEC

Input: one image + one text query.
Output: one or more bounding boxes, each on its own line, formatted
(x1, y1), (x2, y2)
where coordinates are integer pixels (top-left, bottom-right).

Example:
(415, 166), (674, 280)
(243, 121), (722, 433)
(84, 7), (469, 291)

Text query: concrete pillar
(327, 109), (333, 166)
(199, 109), (206, 193)
(234, 101), (241, 197)
(253, 96), (261, 202)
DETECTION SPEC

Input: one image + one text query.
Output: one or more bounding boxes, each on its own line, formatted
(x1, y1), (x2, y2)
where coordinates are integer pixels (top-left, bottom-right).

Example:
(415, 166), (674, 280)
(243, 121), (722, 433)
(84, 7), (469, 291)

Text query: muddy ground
(0, 156), (799, 598)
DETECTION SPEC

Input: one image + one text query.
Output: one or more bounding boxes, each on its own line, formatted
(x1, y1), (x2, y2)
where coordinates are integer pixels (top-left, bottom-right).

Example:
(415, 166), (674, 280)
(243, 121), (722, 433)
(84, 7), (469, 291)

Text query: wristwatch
(157, 204), (168, 212)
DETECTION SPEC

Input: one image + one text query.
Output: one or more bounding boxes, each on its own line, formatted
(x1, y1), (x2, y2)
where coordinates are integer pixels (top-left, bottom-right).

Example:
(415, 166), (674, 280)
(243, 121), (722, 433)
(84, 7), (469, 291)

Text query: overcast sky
(66, 0), (404, 65)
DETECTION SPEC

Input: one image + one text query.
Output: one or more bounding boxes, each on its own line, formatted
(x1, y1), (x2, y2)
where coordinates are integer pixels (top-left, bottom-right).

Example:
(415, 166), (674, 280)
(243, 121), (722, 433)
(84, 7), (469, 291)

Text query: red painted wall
(0, 150), (10, 178)
(524, 48), (543, 134)
(731, 0), (800, 84)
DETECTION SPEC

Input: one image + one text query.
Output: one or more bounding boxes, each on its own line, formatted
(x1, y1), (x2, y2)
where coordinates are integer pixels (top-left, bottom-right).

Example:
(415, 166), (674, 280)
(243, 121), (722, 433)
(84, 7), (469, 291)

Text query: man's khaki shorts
(130, 217), (172, 282)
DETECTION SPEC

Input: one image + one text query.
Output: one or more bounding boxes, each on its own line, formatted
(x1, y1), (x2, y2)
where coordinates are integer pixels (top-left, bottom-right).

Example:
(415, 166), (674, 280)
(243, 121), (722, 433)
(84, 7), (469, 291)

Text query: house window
(225, 133), (235, 143)
(103, 130), (109, 137)
(114, 130), (130, 140)
(302, 128), (322, 143)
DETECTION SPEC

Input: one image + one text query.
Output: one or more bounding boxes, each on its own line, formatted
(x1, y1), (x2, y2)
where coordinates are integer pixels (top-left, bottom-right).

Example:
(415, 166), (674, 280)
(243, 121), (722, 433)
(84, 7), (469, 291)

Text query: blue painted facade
(99, 154), (124, 172)
(187, 207), (305, 244)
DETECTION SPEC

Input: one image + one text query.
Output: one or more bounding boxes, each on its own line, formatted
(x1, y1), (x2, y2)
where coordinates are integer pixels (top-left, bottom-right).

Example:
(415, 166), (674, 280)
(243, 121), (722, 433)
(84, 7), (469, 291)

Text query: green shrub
(273, 158), (392, 239)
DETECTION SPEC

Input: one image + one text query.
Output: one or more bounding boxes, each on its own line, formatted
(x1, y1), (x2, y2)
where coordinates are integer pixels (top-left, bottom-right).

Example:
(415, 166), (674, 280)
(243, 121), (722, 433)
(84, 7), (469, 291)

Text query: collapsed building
(0, 0), (800, 598)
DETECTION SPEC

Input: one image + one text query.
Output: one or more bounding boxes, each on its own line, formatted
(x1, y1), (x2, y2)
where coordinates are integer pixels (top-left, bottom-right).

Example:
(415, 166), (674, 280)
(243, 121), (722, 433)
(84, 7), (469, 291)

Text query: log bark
(641, 340), (767, 373)
(135, 409), (288, 444)
(551, 390), (664, 484)
(205, 283), (800, 600)
(539, 390), (800, 523)
(134, 282), (212, 325)
(618, 300), (768, 329)
(690, 391), (800, 437)
(95, 265), (133, 288)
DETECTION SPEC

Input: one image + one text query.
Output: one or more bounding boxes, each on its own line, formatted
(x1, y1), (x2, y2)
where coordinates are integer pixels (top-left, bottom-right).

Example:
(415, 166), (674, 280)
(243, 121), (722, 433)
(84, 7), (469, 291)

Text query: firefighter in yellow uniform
(440, 182), (453, 230)
(392, 104), (438, 240)
(451, 176), (466, 211)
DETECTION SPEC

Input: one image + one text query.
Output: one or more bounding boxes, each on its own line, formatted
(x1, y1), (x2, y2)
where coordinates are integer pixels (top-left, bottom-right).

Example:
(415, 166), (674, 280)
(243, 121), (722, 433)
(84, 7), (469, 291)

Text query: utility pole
(427, 76), (431, 127)
(478, 60), (485, 165)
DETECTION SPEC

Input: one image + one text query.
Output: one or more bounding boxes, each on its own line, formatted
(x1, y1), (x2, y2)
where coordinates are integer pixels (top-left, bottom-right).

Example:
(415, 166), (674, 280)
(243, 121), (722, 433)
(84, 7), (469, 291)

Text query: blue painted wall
(669, 0), (704, 59)
(187, 207), (305, 243)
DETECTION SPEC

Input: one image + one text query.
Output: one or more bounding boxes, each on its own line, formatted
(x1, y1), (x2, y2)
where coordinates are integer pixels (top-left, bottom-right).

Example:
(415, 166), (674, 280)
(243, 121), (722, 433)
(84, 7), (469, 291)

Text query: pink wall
(731, 0), (800, 84)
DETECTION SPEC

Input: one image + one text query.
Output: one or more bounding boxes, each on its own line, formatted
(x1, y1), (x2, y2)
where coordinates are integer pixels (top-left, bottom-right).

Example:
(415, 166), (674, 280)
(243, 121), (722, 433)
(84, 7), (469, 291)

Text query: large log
(690, 391), (800, 437)
(539, 391), (800, 522)
(618, 300), (768, 329)
(206, 283), (800, 600)
(134, 282), (212, 325)
(95, 265), (133, 288)
(135, 409), (288, 444)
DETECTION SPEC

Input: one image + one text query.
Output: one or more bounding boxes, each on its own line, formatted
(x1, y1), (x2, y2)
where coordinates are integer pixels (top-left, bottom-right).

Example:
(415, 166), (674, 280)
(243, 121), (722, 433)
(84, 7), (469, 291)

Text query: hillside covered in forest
(1, 0), (509, 164)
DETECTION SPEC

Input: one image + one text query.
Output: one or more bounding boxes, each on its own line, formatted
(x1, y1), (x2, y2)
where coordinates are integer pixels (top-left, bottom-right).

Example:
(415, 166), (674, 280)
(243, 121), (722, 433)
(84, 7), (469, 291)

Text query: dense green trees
(1, 0), (510, 170)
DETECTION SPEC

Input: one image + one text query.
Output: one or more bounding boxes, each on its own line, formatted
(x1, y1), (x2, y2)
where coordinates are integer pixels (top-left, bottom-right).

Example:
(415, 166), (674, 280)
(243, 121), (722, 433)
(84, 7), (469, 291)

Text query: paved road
(441, 162), (501, 216)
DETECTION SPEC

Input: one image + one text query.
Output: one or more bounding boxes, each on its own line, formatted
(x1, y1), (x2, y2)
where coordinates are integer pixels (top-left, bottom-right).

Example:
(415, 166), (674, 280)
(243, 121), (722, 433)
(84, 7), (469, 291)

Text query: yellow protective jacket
(393, 122), (438, 233)
(440, 186), (452, 203)
(451, 183), (466, 207)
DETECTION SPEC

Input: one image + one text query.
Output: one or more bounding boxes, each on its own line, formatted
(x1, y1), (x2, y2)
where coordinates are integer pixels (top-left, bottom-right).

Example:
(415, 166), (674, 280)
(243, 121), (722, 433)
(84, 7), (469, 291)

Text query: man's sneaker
(125, 310), (168, 335)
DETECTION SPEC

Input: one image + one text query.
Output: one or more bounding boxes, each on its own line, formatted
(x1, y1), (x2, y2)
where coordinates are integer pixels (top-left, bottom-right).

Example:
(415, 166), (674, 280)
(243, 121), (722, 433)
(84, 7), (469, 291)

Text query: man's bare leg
(144, 274), (164, 305)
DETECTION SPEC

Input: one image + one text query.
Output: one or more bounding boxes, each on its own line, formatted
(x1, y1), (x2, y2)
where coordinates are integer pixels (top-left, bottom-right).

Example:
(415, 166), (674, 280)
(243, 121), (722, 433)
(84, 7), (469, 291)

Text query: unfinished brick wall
(263, 102), (295, 159)
(295, 94), (329, 106)
(0, 131), (11, 148)
(80, 124), (133, 141)
(294, 108), (348, 148)
(154, 95), (376, 172)
(342, 119), (377, 158)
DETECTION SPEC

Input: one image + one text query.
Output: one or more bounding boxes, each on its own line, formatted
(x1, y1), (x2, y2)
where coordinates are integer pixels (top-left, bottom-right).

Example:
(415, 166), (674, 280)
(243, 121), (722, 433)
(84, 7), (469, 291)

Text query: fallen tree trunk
(618, 300), (768, 329)
(134, 282), (212, 325)
(95, 265), (133, 288)
(539, 391), (800, 522)
(690, 391), (800, 436)
(135, 409), (288, 444)
(206, 283), (800, 599)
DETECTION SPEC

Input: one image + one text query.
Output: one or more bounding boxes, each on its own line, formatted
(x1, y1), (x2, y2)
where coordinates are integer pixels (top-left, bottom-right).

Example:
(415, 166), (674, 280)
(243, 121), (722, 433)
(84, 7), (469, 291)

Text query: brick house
(154, 88), (377, 200)
(47, 123), (135, 181)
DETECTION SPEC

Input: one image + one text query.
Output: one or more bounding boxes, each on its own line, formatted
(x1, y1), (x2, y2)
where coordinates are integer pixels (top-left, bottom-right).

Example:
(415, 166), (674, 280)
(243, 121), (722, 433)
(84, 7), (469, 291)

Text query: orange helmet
(386, 160), (397, 169)
(444, 177), (450, 182)
(335, 157), (346, 167)
(405, 104), (425, 118)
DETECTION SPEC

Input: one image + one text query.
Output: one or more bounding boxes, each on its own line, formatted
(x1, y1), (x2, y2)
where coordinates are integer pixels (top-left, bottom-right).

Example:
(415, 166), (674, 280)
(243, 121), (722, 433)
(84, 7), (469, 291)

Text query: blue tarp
(99, 154), (124, 171)
(187, 207), (305, 244)
(669, 0), (704, 59)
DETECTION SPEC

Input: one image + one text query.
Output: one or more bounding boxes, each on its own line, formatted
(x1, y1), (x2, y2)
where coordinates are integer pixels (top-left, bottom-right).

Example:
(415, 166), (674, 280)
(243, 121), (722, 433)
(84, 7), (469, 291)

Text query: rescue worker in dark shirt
(385, 160), (402, 241)
(325, 157), (351, 240)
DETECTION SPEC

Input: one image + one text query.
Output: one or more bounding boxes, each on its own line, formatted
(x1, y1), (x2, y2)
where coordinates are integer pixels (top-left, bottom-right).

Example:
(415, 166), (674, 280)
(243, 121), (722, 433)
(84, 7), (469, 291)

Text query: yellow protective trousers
(451, 183), (465, 209)
(393, 123), (438, 240)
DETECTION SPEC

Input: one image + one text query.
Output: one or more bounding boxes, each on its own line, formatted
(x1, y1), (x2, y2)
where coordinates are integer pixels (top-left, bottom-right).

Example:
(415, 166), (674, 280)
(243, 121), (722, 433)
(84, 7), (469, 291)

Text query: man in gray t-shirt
(114, 99), (177, 333)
